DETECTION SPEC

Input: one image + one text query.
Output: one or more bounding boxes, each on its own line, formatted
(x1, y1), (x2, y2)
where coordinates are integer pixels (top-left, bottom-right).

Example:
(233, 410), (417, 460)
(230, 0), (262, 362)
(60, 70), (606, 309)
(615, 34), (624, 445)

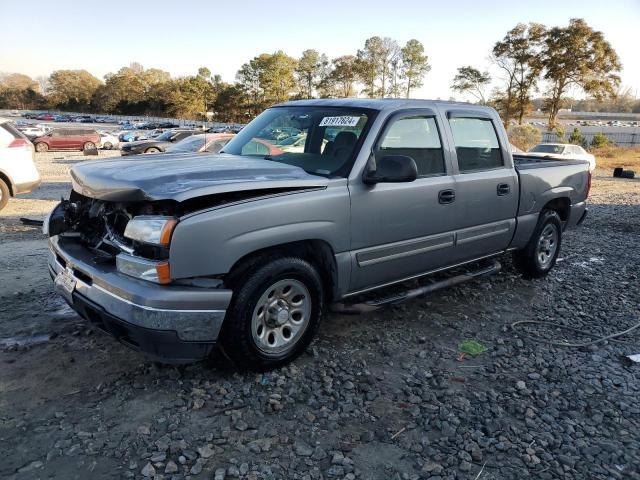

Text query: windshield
(167, 135), (206, 153)
(222, 106), (374, 177)
(529, 144), (565, 154)
(154, 130), (175, 141)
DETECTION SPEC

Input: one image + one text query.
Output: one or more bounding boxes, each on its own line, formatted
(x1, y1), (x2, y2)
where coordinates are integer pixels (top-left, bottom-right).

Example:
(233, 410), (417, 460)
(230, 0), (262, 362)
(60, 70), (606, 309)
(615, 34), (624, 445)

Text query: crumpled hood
(70, 153), (328, 202)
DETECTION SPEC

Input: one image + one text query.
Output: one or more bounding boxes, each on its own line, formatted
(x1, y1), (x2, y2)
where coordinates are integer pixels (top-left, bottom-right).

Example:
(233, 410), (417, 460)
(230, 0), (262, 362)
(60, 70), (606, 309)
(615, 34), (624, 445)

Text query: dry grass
(592, 146), (640, 170)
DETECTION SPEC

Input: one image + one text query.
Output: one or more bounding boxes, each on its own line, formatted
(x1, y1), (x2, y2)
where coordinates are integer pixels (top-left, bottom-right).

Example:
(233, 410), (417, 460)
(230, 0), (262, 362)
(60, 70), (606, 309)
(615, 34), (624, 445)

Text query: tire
(103, 142), (112, 150)
(220, 256), (324, 371)
(0, 179), (9, 212)
(35, 142), (48, 152)
(145, 147), (160, 154)
(514, 210), (562, 279)
(83, 142), (95, 150)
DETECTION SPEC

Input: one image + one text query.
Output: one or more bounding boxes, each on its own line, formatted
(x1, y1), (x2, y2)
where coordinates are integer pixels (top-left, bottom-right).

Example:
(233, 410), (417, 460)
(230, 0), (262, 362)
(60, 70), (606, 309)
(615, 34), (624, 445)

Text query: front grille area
(64, 191), (173, 261)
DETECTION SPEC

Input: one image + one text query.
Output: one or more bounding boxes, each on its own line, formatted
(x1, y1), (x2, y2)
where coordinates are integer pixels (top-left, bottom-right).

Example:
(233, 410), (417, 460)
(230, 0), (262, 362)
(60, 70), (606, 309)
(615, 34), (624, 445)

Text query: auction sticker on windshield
(319, 116), (361, 127)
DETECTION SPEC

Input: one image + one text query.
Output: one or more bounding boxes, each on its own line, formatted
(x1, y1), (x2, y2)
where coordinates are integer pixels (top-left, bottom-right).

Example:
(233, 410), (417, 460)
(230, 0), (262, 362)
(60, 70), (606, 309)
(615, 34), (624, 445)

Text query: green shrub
(569, 127), (584, 145)
(591, 132), (609, 148)
(508, 124), (542, 152)
(555, 126), (566, 142)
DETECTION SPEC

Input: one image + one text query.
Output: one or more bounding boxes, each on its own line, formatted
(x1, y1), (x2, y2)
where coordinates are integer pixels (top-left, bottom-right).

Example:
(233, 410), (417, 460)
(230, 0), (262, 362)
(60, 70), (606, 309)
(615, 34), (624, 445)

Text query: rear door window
(448, 118), (503, 173)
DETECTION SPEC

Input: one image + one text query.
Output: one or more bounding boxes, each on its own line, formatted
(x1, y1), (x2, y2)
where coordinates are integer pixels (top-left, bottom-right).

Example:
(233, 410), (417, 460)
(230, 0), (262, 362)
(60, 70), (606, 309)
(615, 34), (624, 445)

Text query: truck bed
(513, 153), (590, 170)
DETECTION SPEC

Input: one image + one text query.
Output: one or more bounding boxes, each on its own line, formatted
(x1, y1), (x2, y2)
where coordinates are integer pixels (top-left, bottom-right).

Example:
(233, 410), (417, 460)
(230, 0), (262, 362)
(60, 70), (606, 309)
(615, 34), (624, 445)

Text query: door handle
(438, 189), (456, 204)
(497, 183), (510, 196)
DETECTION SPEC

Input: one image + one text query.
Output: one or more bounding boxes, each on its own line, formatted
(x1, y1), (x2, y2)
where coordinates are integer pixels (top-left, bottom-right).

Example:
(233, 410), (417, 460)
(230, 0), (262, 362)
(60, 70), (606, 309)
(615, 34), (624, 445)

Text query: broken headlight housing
(123, 216), (177, 246)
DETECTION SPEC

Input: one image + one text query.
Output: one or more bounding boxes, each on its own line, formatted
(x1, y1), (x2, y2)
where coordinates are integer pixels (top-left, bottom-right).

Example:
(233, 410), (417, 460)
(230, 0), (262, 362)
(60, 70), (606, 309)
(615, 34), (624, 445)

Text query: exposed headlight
(116, 253), (171, 284)
(124, 216), (177, 246)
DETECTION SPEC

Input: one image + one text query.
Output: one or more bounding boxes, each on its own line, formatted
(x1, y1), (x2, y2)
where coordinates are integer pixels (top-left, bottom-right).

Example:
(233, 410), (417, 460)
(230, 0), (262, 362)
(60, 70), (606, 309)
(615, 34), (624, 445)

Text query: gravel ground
(0, 153), (639, 480)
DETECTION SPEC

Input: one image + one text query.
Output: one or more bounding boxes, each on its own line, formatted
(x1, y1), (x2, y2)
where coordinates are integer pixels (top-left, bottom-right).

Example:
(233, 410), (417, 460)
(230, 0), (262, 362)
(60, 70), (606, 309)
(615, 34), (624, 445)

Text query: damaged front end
(45, 191), (177, 264)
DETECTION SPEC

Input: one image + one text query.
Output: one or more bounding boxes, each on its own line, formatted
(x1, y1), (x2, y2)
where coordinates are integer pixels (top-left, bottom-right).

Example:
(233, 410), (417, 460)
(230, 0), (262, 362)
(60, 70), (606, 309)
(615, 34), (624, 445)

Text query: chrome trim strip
(343, 251), (503, 298)
(92, 284), (224, 314)
(457, 226), (510, 245)
(355, 233), (454, 267)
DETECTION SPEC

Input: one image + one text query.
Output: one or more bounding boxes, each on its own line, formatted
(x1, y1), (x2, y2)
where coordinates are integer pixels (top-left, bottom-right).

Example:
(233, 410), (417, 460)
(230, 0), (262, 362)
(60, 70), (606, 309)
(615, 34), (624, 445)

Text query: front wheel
(103, 141), (112, 150)
(514, 210), (562, 278)
(35, 142), (48, 152)
(220, 257), (324, 371)
(145, 147), (160, 154)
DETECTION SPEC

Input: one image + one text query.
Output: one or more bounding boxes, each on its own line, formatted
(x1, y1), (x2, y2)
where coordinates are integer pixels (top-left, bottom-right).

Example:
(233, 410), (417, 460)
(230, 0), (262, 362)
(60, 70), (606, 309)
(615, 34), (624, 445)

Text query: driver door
(348, 110), (458, 292)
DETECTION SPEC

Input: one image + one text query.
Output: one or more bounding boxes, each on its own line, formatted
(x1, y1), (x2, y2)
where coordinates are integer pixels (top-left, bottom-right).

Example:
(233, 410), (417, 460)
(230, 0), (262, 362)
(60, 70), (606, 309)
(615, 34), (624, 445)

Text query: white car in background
(528, 143), (596, 172)
(0, 120), (41, 212)
(18, 125), (51, 139)
(98, 131), (119, 150)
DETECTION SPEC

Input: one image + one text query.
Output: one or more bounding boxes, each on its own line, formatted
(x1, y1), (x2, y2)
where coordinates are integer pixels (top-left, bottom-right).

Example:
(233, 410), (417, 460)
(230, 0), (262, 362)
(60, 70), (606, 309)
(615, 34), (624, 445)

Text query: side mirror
(363, 155), (418, 184)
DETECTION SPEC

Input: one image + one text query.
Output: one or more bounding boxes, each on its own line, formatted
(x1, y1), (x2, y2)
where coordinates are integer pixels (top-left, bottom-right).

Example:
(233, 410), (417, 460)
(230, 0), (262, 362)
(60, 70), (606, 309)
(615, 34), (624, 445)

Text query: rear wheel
(514, 210), (562, 278)
(83, 142), (96, 150)
(0, 179), (9, 212)
(35, 142), (48, 152)
(220, 257), (324, 371)
(103, 141), (113, 150)
(145, 147), (160, 154)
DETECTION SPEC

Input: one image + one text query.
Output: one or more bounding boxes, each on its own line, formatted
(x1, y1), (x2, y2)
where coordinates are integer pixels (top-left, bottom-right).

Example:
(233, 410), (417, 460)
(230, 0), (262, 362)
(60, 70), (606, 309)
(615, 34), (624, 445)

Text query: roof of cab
(273, 98), (494, 113)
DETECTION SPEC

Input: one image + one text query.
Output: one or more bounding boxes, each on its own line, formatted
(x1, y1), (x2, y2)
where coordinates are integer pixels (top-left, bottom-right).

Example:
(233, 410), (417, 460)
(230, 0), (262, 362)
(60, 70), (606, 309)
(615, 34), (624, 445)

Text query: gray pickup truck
(45, 99), (590, 370)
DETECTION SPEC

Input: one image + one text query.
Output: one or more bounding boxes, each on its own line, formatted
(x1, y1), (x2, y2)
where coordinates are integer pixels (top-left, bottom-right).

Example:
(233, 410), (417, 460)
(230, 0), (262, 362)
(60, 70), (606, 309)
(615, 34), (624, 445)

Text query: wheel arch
(541, 197), (570, 222)
(0, 170), (15, 196)
(224, 239), (339, 303)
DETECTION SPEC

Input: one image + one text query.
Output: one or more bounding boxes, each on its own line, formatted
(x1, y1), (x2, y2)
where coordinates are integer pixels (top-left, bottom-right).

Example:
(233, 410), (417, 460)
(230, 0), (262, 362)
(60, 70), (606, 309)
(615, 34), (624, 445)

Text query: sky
(1, 0), (639, 101)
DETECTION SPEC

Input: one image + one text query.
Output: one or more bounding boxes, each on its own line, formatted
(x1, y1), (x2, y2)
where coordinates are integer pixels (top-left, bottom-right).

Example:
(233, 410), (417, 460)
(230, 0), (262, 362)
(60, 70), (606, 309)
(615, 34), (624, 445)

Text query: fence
(542, 131), (640, 147)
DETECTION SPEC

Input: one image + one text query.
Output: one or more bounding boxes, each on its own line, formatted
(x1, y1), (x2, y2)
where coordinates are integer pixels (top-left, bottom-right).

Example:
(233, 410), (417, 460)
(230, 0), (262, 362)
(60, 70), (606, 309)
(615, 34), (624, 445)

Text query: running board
(330, 260), (501, 314)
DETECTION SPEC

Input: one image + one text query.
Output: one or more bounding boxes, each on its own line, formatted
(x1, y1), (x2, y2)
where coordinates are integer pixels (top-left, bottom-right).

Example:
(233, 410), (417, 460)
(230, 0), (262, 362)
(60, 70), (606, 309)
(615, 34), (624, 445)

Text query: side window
(376, 116), (445, 176)
(449, 117), (503, 173)
(206, 139), (230, 153)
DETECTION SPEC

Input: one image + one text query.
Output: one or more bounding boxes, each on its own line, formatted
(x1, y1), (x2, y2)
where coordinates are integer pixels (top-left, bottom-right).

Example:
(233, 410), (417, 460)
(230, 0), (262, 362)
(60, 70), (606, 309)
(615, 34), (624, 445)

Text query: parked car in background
(528, 143), (596, 172)
(118, 130), (152, 142)
(32, 128), (100, 152)
(18, 125), (51, 139)
(0, 120), (40, 211)
(165, 133), (235, 154)
(120, 129), (198, 155)
(98, 131), (119, 150)
(36, 113), (54, 121)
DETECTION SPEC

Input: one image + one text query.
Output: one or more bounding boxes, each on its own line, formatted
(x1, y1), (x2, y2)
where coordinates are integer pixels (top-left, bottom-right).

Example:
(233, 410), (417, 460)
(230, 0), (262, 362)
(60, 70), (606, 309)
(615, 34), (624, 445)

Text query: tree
(378, 37), (400, 97)
(492, 23), (545, 125)
(236, 51), (297, 114)
(356, 36), (384, 98)
(508, 124), (542, 151)
(0, 73), (38, 91)
(94, 64), (172, 114)
(0, 73), (46, 109)
(355, 36), (401, 98)
(295, 49), (328, 98)
(319, 55), (358, 98)
(569, 127), (584, 146)
(451, 66), (491, 103)
(400, 39), (430, 98)
(541, 18), (621, 128)
(590, 132), (609, 148)
(213, 83), (251, 122)
(48, 70), (102, 111)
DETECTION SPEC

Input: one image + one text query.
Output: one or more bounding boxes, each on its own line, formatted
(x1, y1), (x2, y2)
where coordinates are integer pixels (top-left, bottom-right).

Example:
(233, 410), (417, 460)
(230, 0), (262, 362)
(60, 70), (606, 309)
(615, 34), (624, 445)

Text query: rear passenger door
(441, 110), (518, 263)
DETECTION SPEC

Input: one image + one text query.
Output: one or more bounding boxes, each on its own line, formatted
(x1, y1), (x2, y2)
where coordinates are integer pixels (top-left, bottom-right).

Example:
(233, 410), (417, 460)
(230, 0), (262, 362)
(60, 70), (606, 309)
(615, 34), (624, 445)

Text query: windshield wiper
(264, 154), (273, 161)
